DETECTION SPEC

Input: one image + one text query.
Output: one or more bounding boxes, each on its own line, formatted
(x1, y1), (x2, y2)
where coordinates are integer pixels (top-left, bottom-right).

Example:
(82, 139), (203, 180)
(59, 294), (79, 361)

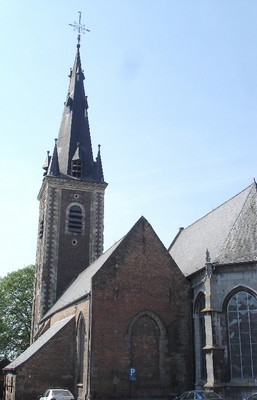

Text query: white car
(39, 388), (74, 400)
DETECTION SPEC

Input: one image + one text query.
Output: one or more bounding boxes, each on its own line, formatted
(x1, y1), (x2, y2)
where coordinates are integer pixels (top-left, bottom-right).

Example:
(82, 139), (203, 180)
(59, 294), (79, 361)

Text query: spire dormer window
(72, 160), (82, 178)
(71, 142), (83, 178)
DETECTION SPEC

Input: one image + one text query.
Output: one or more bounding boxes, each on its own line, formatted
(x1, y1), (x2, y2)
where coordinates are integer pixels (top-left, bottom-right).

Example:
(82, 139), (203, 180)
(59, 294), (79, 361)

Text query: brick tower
(31, 20), (107, 339)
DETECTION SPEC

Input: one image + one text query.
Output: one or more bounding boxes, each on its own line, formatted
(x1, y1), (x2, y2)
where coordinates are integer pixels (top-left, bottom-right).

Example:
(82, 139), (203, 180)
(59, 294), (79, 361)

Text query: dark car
(179, 391), (223, 400)
(244, 394), (257, 400)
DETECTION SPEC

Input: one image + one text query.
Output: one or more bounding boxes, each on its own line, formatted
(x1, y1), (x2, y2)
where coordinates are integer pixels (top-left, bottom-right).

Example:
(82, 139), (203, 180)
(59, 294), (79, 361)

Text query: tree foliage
(0, 265), (35, 360)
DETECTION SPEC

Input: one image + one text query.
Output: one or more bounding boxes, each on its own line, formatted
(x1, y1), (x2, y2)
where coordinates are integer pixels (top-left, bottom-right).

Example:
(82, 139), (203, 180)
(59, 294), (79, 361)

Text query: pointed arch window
(77, 314), (86, 384)
(227, 290), (257, 380)
(68, 205), (83, 233)
(131, 314), (160, 382)
(127, 310), (167, 386)
(194, 292), (206, 384)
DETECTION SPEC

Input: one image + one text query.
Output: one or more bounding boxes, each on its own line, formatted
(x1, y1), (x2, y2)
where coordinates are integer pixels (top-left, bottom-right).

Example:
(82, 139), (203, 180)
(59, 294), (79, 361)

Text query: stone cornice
(38, 176), (108, 200)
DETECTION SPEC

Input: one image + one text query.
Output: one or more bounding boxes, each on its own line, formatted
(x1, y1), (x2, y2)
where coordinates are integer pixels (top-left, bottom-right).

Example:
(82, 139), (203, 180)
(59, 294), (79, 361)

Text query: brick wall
(90, 217), (193, 399)
(9, 317), (76, 400)
(32, 176), (106, 339)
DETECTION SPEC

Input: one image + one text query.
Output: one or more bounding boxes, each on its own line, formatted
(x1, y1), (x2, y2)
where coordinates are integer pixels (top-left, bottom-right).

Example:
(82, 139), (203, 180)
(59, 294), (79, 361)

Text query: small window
(72, 160), (82, 178)
(68, 205), (82, 233)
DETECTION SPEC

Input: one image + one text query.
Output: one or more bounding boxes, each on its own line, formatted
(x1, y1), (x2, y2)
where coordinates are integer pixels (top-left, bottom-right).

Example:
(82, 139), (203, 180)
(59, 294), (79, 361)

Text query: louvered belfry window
(68, 205), (82, 233)
(72, 160), (82, 178)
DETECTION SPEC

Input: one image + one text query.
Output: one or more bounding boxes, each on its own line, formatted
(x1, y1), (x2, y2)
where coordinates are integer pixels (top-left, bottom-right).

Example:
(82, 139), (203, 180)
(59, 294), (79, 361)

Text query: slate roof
(45, 43), (105, 183)
(3, 315), (75, 371)
(42, 237), (124, 319)
(169, 182), (257, 277)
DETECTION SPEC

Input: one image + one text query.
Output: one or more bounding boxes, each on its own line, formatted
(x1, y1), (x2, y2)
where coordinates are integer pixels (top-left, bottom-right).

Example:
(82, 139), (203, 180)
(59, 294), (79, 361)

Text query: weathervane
(69, 11), (90, 45)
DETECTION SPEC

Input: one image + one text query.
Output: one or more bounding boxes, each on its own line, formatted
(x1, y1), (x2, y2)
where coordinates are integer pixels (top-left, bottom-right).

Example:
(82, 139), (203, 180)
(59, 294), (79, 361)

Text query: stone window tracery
(227, 290), (257, 380)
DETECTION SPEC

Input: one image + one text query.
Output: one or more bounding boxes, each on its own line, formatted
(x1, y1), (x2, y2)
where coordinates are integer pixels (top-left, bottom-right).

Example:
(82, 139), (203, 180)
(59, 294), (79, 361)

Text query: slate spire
(45, 21), (104, 183)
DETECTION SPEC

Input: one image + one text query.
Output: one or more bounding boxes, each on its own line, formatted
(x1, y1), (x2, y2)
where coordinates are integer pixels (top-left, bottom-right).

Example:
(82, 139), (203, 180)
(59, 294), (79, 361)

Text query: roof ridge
(41, 217), (156, 319)
(169, 182), (257, 276)
(42, 236), (125, 320)
(215, 182), (257, 262)
(4, 315), (75, 370)
(182, 183), (254, 232)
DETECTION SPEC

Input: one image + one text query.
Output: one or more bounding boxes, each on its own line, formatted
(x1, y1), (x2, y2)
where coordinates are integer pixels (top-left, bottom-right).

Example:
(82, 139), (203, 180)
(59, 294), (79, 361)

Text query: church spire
(32, 14), (107, 337)
(46, 12), (104, 183)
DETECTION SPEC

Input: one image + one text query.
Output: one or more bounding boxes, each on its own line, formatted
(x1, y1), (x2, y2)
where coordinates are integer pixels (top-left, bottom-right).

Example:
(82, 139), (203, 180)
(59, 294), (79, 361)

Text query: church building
(3, 16), (257, 400)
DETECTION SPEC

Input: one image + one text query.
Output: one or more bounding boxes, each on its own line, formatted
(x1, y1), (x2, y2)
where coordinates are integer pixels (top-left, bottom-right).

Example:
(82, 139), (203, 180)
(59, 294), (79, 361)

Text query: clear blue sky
(1, 0), (257, 277)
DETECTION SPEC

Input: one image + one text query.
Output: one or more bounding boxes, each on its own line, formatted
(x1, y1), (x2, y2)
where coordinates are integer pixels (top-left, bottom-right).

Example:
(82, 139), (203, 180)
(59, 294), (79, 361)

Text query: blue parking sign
(130, 367), (136, 381)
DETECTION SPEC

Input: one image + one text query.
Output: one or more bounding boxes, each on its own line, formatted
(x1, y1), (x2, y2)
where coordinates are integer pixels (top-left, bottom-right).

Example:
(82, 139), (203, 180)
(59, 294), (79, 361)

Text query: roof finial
(69, 11), (90, 47)
(206, 248), (211, 263)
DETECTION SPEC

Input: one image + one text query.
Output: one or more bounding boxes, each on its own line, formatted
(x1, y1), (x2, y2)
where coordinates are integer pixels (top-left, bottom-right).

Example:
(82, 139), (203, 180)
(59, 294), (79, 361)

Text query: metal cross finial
(69, 11), (90, 45)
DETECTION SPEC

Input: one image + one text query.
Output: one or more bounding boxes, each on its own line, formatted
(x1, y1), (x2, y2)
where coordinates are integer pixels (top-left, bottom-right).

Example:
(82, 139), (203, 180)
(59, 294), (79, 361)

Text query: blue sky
(1, 0), (257, 277)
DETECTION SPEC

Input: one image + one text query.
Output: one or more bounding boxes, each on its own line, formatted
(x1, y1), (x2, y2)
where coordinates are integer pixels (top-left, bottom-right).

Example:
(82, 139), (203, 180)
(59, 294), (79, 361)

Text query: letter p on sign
(130, 367), (136, 381)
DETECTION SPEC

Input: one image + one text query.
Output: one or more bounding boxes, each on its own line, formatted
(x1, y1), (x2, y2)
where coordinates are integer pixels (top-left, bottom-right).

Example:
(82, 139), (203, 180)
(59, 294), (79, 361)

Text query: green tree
(0, 265), (34, 360)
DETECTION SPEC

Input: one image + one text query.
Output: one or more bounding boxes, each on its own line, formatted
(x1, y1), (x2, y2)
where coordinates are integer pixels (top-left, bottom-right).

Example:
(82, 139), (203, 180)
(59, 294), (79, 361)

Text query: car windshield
(52, 390), (72, 396)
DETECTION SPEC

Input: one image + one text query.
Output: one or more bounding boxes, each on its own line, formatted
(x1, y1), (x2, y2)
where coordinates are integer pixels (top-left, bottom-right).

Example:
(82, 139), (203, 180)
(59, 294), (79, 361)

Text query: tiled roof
(169, 183), (257, 276)
(3, 315), (75, 371)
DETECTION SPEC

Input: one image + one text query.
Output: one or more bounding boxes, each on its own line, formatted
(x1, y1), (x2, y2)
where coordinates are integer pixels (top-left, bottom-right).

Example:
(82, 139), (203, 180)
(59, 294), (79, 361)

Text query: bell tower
(31, 13), (107, 339)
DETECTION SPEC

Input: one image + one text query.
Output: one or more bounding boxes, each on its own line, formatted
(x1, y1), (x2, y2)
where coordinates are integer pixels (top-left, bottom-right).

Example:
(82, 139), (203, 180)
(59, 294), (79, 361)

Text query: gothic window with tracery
(227, 290), (257, 380)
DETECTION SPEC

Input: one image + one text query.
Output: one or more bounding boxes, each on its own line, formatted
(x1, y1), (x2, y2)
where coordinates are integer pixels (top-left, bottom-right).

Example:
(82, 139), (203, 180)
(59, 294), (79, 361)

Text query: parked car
(39, 388), (74, 400)
(244, 394), (257, 400)
(178, 391), (223, 400)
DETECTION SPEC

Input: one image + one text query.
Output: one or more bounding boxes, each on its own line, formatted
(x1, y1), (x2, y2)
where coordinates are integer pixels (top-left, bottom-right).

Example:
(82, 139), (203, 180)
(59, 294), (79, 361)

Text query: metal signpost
(130, 367), (136, 400)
